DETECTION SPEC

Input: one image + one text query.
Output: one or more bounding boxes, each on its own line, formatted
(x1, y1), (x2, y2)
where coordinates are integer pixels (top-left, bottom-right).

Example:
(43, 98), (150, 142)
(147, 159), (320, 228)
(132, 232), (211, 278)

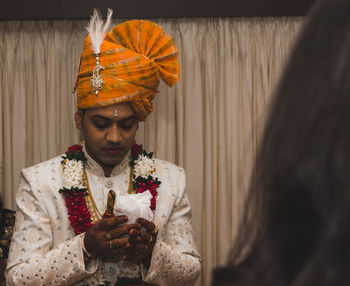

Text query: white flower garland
(133, 154), (156, 179)
(62, 159), (85, 189)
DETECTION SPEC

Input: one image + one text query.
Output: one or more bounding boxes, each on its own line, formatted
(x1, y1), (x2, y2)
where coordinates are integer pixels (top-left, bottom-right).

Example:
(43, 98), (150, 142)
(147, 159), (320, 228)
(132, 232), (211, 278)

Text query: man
(6, 10), (201, 286)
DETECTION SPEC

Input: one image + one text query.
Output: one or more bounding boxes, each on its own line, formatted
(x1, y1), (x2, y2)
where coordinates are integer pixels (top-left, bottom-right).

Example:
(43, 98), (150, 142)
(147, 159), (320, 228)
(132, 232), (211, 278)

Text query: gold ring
(151, 225), (159, 235)
(109, 240), (113, 249)
(106, 232), (112, 240)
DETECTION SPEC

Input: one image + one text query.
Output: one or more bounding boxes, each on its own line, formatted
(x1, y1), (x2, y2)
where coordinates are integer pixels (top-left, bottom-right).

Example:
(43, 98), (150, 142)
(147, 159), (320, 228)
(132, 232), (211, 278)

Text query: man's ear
(75, 109), (84, 129)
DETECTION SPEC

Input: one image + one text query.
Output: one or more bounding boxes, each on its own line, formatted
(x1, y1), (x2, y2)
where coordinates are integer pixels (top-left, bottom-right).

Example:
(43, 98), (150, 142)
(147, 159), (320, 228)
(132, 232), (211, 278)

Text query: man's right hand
(84, 215), (141, 259)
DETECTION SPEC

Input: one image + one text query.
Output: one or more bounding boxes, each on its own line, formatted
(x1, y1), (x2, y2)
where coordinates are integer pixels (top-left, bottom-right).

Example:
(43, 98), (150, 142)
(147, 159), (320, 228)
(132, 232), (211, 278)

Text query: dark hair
(213, 0), (350, 285)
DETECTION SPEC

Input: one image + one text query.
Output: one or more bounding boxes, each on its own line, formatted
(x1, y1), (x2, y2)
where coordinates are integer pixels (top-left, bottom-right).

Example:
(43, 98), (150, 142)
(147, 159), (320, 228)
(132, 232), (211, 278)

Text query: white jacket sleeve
(144, 167), (201, 286)
(5, 173), (98, 286)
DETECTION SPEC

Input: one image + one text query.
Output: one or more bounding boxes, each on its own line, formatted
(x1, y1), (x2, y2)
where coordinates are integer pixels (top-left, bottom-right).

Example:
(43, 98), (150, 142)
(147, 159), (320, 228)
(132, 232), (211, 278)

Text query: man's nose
(106, 124), (122, 143)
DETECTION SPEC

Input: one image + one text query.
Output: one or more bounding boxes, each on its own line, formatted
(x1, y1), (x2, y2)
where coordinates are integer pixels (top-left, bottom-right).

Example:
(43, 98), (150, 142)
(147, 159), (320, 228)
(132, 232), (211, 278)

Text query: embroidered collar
(83, 144), (130, 177)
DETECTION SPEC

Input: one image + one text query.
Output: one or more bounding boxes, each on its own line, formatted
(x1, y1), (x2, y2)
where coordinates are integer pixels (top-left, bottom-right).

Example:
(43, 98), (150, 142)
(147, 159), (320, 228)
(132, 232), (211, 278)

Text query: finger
(129, 229), (151, 243)
(139, 230), (152, 244)
(109, 223), (140, 238)
(106, 237), (128, 249)
(98, 217), (117, 230)
(109, 227), (129, 239)
(100, 215), (128, 230)
(129, 229), (140, 237)
(126, 223), (141, 231)
(128, 229), (141, 243)
(135, 243), (148, 253)
(136, 218), (155, 232)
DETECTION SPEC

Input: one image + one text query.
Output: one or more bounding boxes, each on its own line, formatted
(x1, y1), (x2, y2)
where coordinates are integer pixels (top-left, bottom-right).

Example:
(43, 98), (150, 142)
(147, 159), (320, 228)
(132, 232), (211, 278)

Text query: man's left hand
(125, 218), (159, 266)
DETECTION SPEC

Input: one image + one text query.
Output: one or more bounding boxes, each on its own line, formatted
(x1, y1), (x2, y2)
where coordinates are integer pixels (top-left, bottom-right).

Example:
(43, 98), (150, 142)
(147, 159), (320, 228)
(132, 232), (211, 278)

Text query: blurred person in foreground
(5, 10), (200, 286)
(213, 0), (350, 285)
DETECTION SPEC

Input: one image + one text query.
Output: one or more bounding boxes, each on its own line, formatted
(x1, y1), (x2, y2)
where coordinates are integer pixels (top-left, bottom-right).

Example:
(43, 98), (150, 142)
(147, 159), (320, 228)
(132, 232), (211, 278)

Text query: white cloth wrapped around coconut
(113, 191), (154, 223)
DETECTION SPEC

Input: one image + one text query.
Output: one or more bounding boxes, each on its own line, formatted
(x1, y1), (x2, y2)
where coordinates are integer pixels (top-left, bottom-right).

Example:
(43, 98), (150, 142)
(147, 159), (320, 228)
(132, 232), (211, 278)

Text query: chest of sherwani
(6, 149), (201, 285)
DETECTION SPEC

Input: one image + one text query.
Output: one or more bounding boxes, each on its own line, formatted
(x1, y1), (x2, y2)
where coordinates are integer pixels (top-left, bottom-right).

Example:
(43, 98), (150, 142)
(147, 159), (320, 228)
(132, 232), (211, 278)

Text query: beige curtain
(0, 17), (302, 285)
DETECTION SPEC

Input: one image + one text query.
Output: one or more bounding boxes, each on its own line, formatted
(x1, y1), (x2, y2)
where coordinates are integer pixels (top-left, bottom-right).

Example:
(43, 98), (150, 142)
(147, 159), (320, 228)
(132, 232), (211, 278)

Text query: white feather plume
(86, 8), (113, 54)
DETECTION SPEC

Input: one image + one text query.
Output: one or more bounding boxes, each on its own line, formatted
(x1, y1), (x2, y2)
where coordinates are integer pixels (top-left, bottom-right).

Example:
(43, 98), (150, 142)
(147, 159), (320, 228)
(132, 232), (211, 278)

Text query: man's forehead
(87, 103), (136, 119)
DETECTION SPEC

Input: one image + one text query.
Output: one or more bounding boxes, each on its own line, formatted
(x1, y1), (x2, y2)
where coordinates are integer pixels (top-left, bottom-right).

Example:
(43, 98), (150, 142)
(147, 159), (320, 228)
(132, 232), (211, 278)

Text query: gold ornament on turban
(75, 9), (180, 121)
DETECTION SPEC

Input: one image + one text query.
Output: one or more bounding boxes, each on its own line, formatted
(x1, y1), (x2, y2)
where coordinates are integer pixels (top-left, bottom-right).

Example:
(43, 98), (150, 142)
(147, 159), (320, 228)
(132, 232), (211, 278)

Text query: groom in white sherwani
(6, 10), (201, 286)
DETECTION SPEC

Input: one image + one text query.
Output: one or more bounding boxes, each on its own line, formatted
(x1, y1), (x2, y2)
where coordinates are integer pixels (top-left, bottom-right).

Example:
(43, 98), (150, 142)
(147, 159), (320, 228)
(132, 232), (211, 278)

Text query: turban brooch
(75, 9), (180, 121)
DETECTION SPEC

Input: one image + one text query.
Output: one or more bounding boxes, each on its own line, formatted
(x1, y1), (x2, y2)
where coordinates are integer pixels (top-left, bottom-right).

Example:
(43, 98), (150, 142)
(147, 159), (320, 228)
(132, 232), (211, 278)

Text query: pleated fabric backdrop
(0, 17), (302, 285)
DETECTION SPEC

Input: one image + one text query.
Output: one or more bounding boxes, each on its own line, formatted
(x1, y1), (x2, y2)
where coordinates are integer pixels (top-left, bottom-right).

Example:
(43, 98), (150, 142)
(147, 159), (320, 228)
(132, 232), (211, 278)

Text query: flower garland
(130, 144), (161, 210)
(59, 143), (160, 235)
(59, 144), (92, 234)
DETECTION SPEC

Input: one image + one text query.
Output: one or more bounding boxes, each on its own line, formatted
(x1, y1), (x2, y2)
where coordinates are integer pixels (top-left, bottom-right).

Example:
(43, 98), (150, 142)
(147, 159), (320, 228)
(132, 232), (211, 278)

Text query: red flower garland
(135, 181), (159, 210)
(63, 189), (92, 234)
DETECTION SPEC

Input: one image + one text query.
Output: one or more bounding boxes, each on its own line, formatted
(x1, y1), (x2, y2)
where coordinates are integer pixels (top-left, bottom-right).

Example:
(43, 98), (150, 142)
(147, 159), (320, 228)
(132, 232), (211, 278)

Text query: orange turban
(75, 19), (180, 121)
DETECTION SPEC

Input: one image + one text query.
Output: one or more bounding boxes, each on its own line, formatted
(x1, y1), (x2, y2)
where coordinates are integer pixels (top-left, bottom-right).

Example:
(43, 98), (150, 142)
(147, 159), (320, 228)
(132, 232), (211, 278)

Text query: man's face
(75, 103), (138, 176)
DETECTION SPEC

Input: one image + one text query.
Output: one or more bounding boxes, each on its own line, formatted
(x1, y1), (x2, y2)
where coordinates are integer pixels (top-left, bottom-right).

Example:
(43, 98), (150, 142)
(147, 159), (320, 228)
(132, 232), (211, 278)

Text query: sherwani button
(105, 180), (114, 189)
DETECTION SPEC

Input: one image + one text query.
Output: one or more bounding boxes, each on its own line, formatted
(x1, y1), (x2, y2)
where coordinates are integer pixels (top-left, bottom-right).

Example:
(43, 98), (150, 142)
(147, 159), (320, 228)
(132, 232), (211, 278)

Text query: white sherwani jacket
(6, 150), (201, 285)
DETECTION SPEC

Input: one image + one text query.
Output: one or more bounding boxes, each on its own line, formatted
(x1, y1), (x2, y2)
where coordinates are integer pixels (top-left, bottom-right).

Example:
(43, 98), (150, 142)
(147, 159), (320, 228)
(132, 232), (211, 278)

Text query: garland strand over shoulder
(130, 144), (161, 210)
(59, 144), (92, 234)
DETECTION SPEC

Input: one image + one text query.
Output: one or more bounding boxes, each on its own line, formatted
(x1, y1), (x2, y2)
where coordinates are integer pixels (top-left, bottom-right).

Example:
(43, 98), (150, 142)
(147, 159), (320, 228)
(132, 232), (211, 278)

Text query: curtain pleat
(0, 17), (302, 285)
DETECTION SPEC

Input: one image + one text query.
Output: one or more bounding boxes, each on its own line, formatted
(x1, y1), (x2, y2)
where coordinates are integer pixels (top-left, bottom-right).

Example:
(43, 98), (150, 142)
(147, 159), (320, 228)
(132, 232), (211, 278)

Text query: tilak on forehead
(74, 9), (180, 121)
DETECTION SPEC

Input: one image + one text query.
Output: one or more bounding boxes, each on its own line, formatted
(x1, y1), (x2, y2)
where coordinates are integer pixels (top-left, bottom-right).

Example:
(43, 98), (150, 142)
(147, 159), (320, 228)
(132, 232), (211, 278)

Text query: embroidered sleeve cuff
(6, 234), (100, 286)
(77, 233), (100, 273)
(144, 240), (201, 285)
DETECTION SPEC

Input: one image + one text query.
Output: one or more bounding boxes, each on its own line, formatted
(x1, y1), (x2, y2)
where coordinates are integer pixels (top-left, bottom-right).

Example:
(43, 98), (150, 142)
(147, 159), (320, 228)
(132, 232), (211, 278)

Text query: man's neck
(83, 146), (121, 178)
(102, 167), (113, 178)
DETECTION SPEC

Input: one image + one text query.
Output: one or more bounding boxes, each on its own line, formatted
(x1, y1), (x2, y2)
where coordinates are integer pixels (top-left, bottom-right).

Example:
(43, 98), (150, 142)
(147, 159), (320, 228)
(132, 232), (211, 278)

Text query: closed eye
(119, 119), (137, 130)
(92, 119), (110, 129)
